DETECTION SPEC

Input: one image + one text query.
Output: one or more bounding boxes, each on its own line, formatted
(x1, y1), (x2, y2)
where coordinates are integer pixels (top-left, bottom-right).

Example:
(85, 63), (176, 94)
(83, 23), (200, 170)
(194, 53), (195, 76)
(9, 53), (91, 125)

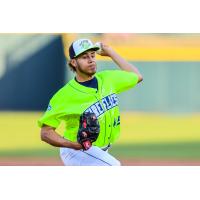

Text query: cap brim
(74, 45), (100, 58)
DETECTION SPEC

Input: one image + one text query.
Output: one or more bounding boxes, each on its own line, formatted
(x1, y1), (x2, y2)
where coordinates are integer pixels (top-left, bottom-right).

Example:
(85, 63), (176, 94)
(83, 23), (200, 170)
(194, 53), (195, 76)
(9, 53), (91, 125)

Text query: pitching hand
(96, 43), (115, 57)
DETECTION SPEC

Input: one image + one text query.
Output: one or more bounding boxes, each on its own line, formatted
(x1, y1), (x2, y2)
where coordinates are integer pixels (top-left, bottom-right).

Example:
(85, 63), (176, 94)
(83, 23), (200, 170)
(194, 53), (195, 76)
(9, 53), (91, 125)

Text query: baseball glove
(77, 112), (100, 150)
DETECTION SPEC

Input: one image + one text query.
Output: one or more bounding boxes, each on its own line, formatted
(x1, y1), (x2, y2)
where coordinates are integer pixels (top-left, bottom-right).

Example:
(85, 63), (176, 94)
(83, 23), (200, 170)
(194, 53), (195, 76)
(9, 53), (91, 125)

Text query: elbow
(40, 128), (50, 142)
(40, 125), (55, 143)
(138, 74), (143, 83)
(40, 130), (47, 142)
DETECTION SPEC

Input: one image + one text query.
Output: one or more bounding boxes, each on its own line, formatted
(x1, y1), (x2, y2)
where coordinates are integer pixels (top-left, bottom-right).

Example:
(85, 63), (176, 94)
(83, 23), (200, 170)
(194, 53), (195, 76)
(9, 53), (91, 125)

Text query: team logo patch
(84, 93), (118, 117)
(47, 105), (52, 111)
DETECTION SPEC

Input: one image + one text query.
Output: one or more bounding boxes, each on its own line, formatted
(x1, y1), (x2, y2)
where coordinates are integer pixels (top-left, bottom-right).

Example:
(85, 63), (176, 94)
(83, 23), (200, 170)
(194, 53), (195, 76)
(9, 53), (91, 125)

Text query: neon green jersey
(38, 70), (138, 147)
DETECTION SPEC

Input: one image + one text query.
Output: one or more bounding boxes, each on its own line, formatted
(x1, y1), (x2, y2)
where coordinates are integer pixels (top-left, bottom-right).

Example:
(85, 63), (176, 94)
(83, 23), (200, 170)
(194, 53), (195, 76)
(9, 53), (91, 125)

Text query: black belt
(101, 144), (111, 151)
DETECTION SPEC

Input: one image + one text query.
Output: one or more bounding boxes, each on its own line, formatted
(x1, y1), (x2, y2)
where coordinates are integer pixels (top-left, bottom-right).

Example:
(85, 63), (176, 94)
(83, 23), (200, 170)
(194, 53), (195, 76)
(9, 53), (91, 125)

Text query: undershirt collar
(75, 77), (98, 90)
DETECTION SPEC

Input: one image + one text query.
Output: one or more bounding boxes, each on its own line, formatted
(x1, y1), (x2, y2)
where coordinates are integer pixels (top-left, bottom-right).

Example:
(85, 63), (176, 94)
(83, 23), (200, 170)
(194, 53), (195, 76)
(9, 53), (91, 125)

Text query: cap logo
(79, 40), (91, 49)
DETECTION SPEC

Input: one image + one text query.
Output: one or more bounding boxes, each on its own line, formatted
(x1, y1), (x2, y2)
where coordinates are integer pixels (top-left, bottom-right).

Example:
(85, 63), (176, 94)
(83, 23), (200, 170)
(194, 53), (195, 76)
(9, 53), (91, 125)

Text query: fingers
(96, 43), (111, 56)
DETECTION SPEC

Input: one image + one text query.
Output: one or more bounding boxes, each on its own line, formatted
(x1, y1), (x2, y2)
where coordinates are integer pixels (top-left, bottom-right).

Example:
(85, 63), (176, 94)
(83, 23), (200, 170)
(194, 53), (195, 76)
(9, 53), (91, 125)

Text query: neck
(75, 73), (94, 82)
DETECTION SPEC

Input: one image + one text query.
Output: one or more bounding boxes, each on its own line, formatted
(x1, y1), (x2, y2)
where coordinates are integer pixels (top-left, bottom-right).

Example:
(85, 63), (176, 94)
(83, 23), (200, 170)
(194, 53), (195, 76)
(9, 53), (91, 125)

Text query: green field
(0, 112), (200, 160)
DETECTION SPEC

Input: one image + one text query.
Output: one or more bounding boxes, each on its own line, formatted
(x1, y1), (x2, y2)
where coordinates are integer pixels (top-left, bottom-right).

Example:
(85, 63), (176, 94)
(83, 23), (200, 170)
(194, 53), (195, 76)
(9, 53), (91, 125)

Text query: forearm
(99, 43), (143, 83)
(108, 49), (143, 82)
(41, 126), (82, 150)
(108, 50), (135, 71)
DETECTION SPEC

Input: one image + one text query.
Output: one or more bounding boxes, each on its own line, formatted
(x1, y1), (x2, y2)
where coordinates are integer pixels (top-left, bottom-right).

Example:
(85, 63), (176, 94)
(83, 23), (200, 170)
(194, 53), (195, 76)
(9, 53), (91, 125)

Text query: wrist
(71, 142), (83, 150)
(62, 139), (82, 150)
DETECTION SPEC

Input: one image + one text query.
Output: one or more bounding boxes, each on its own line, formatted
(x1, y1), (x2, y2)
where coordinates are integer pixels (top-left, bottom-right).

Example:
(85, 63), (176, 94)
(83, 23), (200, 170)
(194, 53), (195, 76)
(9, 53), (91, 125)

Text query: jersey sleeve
(38, 90), (66, 128)
(99, 70), (139, 94)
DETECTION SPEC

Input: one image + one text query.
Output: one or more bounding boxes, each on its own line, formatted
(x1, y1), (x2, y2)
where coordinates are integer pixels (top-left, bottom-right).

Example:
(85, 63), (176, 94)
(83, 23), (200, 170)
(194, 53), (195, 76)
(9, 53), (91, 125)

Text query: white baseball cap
(69, 39), (100, 59)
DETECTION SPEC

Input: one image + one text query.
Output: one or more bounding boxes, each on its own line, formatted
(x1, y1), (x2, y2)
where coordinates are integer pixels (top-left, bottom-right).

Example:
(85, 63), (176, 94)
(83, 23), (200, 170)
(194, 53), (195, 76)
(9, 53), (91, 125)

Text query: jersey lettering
(90, 104), (100, 117)
(111, 94), (118, 106)
(102, 98), (109, 110)
(95, 102), (104, 115)
(84, 93), (118, 117)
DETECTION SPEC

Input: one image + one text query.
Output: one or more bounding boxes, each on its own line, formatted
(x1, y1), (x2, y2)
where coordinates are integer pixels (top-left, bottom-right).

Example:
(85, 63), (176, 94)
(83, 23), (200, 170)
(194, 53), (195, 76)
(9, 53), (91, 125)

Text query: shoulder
(49, 82), (72, 103)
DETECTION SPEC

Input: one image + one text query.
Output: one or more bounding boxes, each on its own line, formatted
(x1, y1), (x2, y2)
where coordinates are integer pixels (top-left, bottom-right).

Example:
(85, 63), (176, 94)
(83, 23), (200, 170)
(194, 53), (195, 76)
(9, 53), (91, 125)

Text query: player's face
(75, 51), (97, 76)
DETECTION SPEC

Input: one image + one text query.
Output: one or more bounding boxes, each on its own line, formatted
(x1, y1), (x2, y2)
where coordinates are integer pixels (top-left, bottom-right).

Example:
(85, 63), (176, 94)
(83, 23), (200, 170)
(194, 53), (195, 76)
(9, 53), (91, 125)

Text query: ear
(70, 59), (77, 68)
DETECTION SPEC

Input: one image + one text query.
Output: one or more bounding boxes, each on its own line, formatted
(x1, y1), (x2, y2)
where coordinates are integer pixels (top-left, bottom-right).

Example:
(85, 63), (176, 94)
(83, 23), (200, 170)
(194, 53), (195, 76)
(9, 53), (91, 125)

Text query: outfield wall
(0, 35), (66, 110)
(96, 61), (200, 113)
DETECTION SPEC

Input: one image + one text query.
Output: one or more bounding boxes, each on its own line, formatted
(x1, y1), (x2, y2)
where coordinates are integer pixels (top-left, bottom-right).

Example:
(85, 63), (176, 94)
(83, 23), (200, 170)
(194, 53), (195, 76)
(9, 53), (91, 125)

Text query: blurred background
(0, 33), (200, 165)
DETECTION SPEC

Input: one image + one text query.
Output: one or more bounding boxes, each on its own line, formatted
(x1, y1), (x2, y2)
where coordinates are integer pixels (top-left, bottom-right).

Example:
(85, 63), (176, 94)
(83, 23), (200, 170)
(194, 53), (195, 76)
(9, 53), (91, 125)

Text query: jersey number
(113, 116), (120, 127)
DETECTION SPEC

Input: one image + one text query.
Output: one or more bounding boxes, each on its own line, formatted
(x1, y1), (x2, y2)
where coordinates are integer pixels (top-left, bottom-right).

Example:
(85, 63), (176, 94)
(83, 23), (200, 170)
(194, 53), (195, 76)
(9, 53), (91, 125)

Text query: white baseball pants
(60, 146), (121, 166)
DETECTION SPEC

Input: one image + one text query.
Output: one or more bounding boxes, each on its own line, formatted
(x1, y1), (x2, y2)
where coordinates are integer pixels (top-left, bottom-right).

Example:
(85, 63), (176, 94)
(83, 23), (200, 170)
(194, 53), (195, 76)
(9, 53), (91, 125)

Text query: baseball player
(38, 38), (143, 166)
